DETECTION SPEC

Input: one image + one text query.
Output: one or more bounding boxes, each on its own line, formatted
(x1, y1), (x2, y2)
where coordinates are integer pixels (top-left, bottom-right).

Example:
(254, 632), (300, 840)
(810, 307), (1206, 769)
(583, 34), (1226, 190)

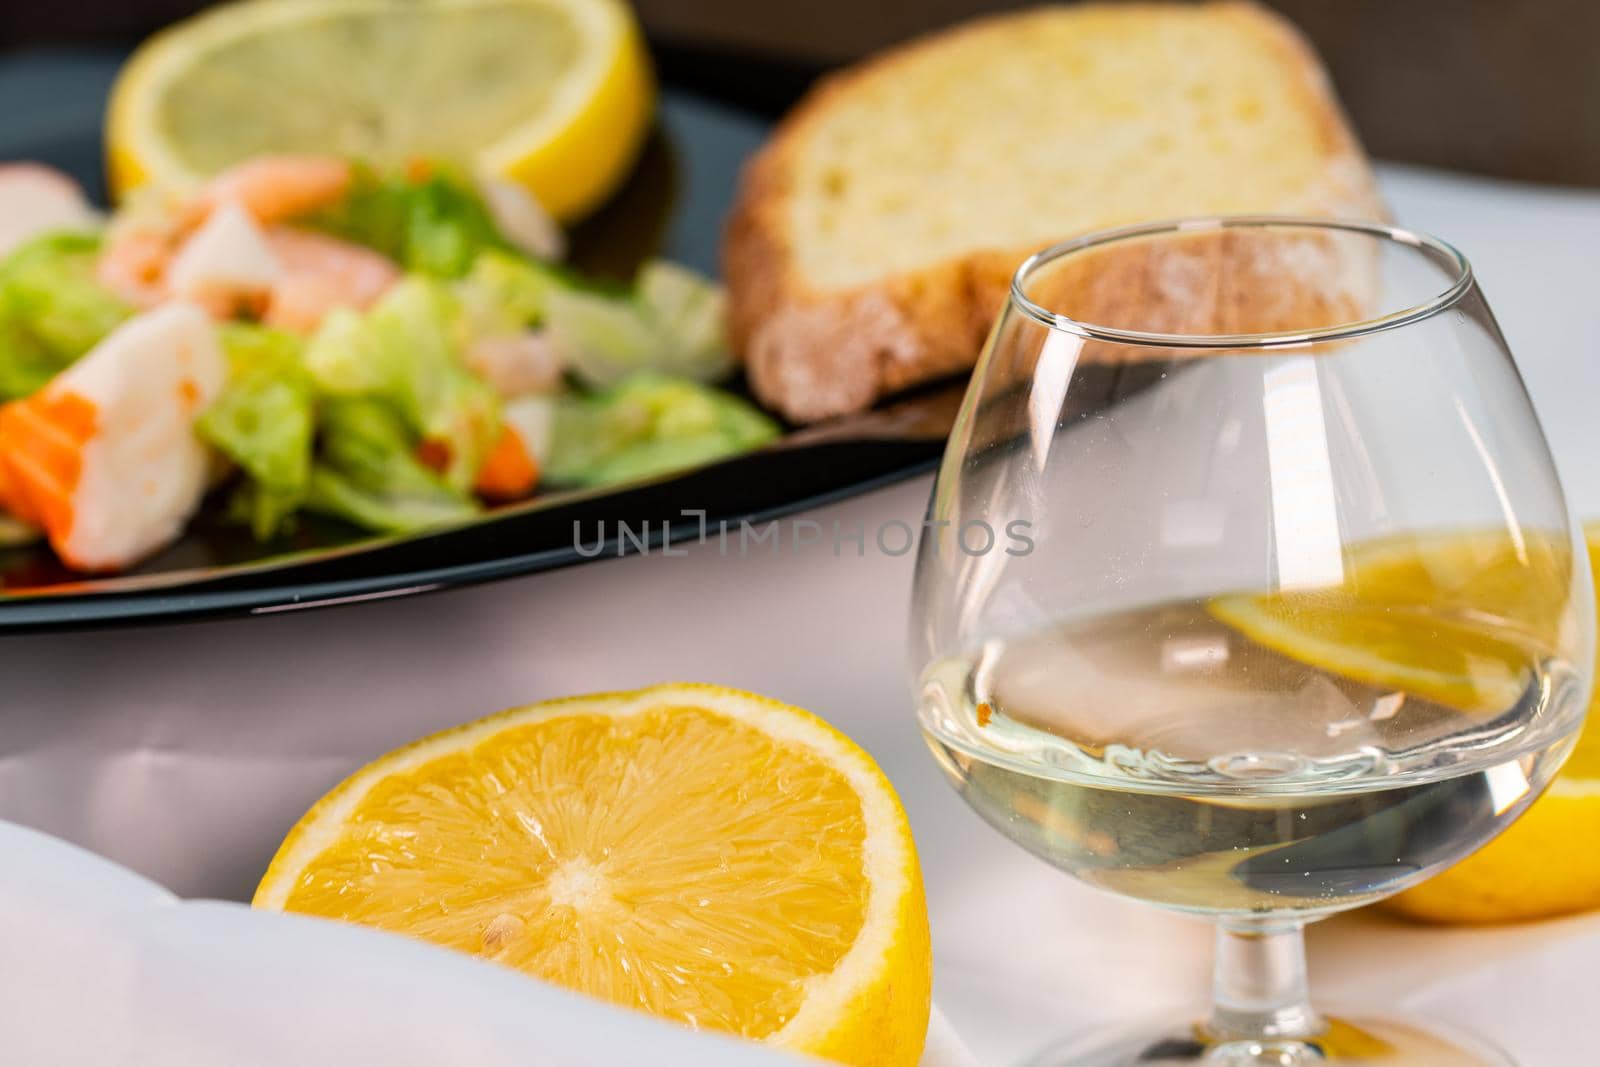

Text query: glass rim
(1009, 215), (1475, 349)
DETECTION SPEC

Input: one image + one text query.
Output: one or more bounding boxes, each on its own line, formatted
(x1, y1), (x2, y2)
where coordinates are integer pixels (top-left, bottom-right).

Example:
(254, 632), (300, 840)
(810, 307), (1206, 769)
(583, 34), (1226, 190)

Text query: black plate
(0, 48), (952, 632)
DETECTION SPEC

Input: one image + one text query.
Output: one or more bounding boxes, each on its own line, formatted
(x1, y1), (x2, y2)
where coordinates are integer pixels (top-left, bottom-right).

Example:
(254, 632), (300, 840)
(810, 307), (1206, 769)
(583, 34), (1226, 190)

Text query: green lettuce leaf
(302, 307), (383, 394)
(196, 324), (316, 540)
(455, 249), (566, 334)
(305, 397), (479, 533)
(0, 232), (129, 400)
(545, 260), (732, 389)
(308, 167), (509, 279)
(305, 278), (500, 492)
(546, 373), (779, 488)
(635, 261), (732, 379)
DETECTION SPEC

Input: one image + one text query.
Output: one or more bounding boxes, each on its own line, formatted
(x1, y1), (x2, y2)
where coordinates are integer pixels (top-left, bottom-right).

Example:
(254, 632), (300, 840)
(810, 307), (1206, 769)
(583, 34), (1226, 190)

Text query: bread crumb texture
(787, 3), (1369, 290)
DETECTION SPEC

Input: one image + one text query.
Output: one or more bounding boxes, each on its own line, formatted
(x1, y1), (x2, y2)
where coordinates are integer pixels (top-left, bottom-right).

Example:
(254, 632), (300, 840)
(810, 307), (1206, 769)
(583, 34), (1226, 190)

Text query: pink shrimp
(261, 228), (401, 334)
(184, 155), (352, 227)
(98, 155), (355, 308)
(96, 222), (180, 309)
(463, 331), (564, 397)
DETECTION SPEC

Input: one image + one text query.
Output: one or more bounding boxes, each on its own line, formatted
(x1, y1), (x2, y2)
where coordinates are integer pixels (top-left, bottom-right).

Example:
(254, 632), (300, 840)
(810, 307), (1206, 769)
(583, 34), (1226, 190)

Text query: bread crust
(722, 2), (1386, 423)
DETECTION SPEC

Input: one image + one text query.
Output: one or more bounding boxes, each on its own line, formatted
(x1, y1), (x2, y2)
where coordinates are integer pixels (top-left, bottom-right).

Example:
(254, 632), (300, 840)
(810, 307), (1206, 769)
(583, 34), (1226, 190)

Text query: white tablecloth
(2, 162), (1598, 1065)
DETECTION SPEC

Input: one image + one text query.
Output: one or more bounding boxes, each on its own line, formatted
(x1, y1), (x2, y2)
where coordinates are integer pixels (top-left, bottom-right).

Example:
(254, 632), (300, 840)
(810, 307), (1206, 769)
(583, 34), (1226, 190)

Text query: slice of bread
(723, 2), (1385, 422)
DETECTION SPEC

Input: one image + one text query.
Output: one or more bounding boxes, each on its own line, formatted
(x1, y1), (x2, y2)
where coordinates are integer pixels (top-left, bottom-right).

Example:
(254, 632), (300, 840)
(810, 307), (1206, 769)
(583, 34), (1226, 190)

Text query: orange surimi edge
(474, 425), (539, 501)
(415, 438), (452, 474)
(0, 390), (99, 543)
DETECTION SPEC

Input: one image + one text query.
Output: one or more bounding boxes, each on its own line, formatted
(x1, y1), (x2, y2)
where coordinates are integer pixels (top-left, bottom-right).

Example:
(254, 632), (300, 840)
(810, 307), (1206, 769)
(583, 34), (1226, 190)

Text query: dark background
(3, 0), (1597, 187)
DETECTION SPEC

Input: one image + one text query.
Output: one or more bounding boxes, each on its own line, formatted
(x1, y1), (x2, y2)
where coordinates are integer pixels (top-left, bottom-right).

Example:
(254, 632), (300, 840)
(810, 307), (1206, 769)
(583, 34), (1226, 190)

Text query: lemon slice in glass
(1209, 529), (1578, 715)
(254, 684), (931, 1067)
(107, 0), (654, 221)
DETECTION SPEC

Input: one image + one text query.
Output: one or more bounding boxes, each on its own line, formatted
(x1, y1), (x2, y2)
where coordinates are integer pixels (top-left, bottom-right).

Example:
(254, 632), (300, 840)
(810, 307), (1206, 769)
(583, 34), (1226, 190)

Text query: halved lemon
(254, 684), (931, 1066)
(1382, 526), (1600, 924)
(106, 0), (654, 222)
(1208, 529), (1579, 714)
(1382, 730), (1600, 923)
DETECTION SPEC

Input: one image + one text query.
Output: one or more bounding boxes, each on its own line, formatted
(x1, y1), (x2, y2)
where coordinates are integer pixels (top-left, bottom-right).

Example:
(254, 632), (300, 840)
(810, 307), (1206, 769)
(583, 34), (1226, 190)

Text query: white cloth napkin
(0, 816), (1001, 1066)
(921, 1004), (983, 1067)
(0, 820), (797, 1066)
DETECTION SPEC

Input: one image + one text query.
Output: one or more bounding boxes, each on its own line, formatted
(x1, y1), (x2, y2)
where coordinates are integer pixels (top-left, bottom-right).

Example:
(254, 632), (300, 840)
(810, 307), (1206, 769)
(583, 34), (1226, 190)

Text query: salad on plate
(0, 157), (777, 573)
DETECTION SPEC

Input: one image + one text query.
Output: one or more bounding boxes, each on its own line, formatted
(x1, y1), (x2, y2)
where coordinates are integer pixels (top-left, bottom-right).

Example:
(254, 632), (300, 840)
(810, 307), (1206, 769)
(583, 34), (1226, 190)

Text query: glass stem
(1205, 921), (1325, 1042)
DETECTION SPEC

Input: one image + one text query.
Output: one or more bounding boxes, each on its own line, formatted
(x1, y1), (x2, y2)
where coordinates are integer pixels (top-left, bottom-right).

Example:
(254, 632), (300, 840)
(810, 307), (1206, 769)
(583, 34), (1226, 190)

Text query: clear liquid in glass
(918, 599), (1585, 919)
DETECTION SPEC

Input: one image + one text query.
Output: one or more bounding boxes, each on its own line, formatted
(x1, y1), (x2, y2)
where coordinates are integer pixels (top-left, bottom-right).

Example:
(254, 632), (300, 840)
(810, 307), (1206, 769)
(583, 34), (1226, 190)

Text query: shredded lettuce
(305, 397), (479, 533)
(0, 232), (129, 400)
(0, 165), (778, 551)
(546, 261), (732, 389)
(305, 279), (500, 492)
(547, 373), (779, 488)
(302, 307), (383, 394)
(636, 261), (732, 379)
(455, 249), (565, 333)
(197, 324), (316, 540)
(308, 168), (510, 279)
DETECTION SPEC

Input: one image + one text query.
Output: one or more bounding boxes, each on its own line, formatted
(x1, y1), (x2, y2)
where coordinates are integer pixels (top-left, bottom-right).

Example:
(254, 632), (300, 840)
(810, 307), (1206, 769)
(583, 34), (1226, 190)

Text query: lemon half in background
(107, 0), (654, 222)
(254, 684), (932, 1067)
(1383, 723), (1600, 924)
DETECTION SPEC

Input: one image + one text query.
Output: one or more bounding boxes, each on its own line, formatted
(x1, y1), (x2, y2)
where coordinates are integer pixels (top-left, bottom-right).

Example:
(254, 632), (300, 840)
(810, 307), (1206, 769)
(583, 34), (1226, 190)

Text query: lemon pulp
(275, 705), (863, 1036)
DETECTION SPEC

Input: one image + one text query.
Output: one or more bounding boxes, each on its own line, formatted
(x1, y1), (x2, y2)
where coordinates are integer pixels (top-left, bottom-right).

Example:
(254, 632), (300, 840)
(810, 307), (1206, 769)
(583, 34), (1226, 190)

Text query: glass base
(1026, 1014), (1513, 1066)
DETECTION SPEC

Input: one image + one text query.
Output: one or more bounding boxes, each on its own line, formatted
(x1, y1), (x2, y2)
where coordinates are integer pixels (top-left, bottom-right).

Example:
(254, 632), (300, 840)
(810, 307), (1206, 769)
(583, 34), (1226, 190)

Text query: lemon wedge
(107, 0), (654, 222)
(1208, 529), (1578, 714)
(1382, 735), (1600, 923)
(1382, 526), (1600, 924)
(254, 684), (931, 1066)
